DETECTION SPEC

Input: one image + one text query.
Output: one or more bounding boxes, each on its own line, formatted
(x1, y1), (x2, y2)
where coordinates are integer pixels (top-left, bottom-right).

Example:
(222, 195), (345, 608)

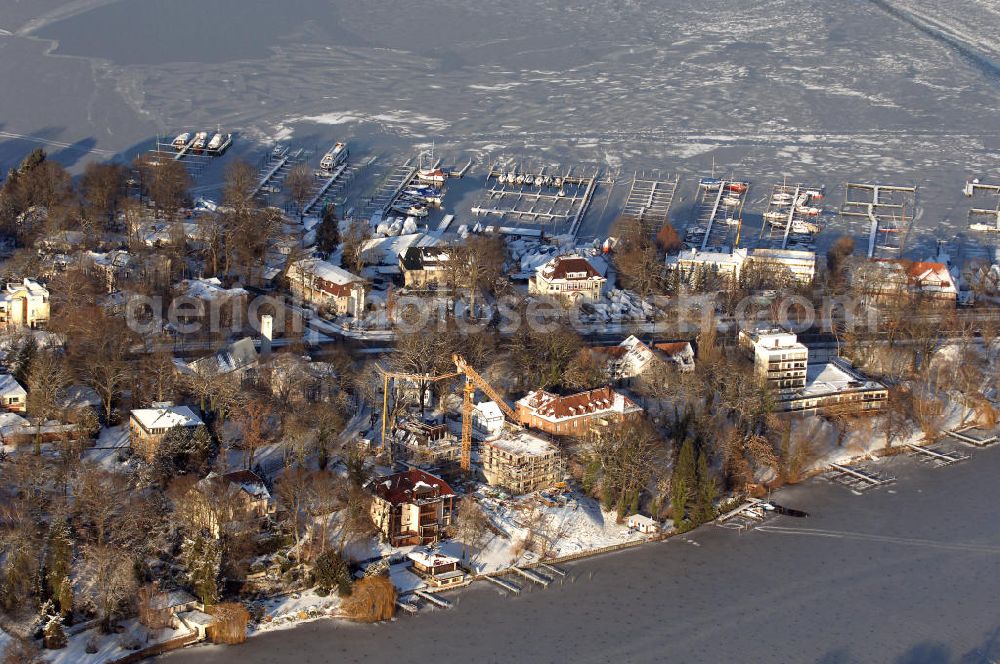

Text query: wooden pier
(512, 566), (551, 587)
(684, 178), (749, 252)
(824, 462), (895, 492)
(473, 161), (598, 236)
(620, 171), (679, 238)
(758, 183), (824, 250)
(483, 575), (521, 595)
(840, 182), (916, 259)
(251, 145), (307, 202)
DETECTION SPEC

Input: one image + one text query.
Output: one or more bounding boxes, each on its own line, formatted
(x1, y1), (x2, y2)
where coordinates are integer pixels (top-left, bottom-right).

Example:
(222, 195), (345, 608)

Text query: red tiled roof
(540, 255), (602, 281)
(588, 345), (628, 359)
(370, 469), (455, 505)
(652, 341), (691, 356)
(520, 386), (640, 421)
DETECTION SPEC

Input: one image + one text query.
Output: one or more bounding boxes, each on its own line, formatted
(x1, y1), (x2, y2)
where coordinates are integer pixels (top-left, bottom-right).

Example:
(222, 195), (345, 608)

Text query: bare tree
(77, 544), (138, 632)
(284, 164), (314, 220)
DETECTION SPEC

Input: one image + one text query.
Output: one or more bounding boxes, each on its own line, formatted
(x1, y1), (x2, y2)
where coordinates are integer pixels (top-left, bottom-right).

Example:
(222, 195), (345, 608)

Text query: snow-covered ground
(248, 590), (342, 636)
(44, 618), (193, 664)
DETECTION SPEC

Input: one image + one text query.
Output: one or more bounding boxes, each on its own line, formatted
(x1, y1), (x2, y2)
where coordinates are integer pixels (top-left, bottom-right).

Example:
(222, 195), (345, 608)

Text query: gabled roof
(537, 255), (604, 282)
(518, 386), (641, 421)
(130, 405), (202, 431)
(369, 468), (455, 505)
(400, 246), (450, 271)
(189, 337), (258, 376)
(0, 374), (26, 398)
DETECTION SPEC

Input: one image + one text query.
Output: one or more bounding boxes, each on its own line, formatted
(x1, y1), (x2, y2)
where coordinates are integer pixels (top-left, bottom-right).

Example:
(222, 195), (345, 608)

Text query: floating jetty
(473, 162), (598, 237)
(621, 171), (679, 238)
(684, 177), (749, 251)
(840, 182), (916, 259)
(962, 179), (1000, 232)
(759, 182), (824, 250)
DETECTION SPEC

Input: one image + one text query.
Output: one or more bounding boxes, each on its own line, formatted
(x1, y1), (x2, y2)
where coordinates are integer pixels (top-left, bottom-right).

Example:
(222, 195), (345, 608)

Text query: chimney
(260, 314), (273, 358)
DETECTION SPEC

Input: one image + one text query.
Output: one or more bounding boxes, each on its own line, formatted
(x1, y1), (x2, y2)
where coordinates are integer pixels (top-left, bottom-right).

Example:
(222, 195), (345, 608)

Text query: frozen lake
(163, 445), (1000, 663)
(4, 0), (1000, 254)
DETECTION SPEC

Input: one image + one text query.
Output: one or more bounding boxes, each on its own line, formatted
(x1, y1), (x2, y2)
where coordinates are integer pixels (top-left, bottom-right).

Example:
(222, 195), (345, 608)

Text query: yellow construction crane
(452, 354), (519, 472)
(376, 365), (458, 456)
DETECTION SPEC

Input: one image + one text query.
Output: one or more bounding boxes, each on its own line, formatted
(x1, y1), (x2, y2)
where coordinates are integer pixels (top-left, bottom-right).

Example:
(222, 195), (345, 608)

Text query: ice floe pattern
(23, 0), (1000, 258)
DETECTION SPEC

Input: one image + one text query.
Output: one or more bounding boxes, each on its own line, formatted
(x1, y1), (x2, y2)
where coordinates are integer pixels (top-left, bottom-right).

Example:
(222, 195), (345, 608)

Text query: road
(164, 445), (1000, 663)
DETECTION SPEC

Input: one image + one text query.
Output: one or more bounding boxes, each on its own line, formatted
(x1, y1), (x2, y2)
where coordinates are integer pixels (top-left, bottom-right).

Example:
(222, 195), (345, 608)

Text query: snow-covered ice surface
(1, 0), (999, 258)
(166, 442), (1000, 663)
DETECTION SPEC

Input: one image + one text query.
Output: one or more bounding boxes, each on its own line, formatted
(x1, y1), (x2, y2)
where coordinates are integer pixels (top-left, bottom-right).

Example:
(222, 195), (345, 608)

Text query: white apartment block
(0, 279), (49, 330)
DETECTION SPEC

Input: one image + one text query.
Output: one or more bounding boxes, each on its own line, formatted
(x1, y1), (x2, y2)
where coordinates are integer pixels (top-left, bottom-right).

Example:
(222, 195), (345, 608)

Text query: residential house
(853, 259), (958, 304)
(588, 335), (695, 383)
(287, 258), (366, 317)
(129, 404), (204, 461)
(368, 469), (455, 547)
(407, 548), (468, 589)
(626, 514), (660, 534)
(516, 386), (643, 437)
(0, 278), (49, 329)
(472, 401), (505, 438)
(482, 429), (564, 494)
(529, 254), (607, 302)
(392, 416), (461, 466)
(399, 246), (451, 289)
(190, 470), (276, 537)
(186, 337), (260, 386)
(0, 374), (27, 412)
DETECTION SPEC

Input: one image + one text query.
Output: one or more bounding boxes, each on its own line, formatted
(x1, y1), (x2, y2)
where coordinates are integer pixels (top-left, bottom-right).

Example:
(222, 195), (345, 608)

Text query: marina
(684, 176), (749, 251)
(472, 161), (599, 236)
(962, 179), (1000, 233)
(840, 182), (917, 259)
(620, 171), (679, 237)
(252, 144), (307, 203)
(757, 182), (825, 251)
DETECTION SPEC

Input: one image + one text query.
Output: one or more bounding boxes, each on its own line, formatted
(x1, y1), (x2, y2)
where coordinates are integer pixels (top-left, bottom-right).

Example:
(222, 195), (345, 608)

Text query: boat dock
(483, 575), (521, 595)
(684, 177), (749, 251)
(252, 145), (301, 200)
(472, 162), (598, 236)
(512, 566), (551, 587)
(620, 171), (679, 238)
(758, 183), (824, 250)
(301, 155), (373, 216)
(962, 180), (1000, 232)
(824, 462), (895, 492)
(840, 182), (916, 259)
(413, 589), (452, 608)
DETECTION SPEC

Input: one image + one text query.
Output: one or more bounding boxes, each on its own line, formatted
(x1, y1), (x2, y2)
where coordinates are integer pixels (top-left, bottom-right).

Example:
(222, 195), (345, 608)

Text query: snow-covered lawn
(44, 619), (193, 664)
(248, 589), (342, 635)
(442, 489), (649, 576)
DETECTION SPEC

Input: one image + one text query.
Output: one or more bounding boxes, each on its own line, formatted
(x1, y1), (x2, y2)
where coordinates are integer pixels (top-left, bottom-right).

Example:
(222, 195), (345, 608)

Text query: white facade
(748, 248), (817, 284)
(0, 279), (49, 329)
(666, 248), (748, 283)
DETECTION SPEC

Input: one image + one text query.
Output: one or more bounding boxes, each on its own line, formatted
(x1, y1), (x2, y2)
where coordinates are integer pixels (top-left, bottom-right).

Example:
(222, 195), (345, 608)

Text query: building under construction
(481, 429), (564, 495)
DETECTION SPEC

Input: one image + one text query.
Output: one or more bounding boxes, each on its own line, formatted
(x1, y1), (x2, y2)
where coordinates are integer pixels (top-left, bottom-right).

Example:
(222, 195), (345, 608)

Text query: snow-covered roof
(149, 590), (197, 610)
(130, 405), (202, 431)
(475, 401), (504, 420)
(188, 337), (258, 376)
(360, 233), (440, 266)
(288, 258), (363, 287)
(627, 514), (659, 527)
(407, 547), (460, 568)
(0, 374), (26, 398)
(486, 430), (559, 458)
(799, 360), (886, 398)
(181, 277), (248, 301)
(517, 387), (642, 422)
